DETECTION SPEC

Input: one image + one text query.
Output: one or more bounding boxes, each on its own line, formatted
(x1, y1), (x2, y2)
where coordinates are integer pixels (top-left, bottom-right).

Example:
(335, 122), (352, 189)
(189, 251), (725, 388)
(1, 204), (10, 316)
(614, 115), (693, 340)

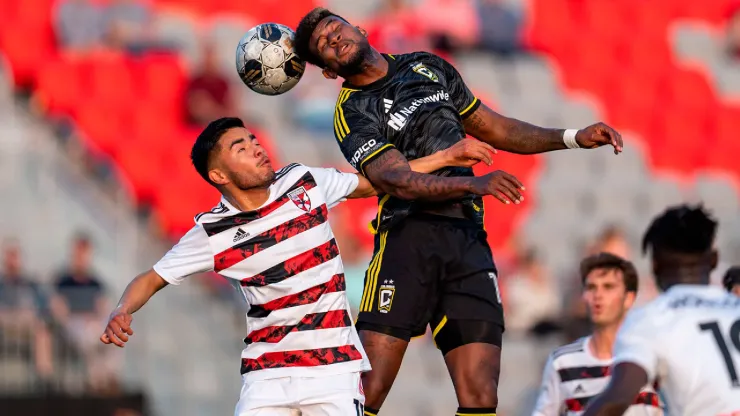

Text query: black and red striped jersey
(533, 336), (663, 416)
(153, 164), (370, 382)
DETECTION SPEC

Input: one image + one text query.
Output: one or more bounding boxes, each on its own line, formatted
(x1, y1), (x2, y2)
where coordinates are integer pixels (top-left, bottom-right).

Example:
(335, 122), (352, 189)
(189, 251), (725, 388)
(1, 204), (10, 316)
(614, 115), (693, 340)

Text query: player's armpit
(582, 362), (648, 416)
(463, 102), (567, 154)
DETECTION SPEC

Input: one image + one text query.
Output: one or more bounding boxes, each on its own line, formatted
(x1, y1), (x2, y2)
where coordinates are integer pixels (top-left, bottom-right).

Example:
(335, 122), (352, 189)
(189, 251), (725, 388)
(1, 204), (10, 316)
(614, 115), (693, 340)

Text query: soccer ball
(236, 23), (306, 96)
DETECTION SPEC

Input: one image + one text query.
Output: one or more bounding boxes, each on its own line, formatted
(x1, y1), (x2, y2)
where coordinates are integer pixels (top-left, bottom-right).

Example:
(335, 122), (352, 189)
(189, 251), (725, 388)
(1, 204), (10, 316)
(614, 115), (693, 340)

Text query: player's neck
(223, 187), (270, 212)
(590, 324), (620, 360)
(342, 49), (388, 87)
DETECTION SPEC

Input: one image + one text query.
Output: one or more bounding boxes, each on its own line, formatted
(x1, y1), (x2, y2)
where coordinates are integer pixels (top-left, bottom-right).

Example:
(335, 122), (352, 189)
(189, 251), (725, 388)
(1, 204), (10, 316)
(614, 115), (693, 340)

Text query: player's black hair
(294, 7), (343, 68)
(191, 117), (245, 185)
(580, 252), (639, 294)
(641, 204), (717, 256)
(723, 266), (740, 292)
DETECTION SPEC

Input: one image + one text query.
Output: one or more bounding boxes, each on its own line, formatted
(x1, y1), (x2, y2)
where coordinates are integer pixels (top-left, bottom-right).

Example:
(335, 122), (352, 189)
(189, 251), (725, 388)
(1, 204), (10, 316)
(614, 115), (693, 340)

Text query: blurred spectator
(365, 0), (431, 54)
(475, 0), (522, 57)
(417, 0), (479, 52)
(588, 225), (630, 259)
(185, 43), (236, 127)
(51, 233), (116, 394)
(55, 0), (105, 52)
(291, 68), (341, 135)
(504, 248), (561, 333)
(103, 0), (156, 55)
(727, 7), (740, 59)
(0, 240), (54, 382)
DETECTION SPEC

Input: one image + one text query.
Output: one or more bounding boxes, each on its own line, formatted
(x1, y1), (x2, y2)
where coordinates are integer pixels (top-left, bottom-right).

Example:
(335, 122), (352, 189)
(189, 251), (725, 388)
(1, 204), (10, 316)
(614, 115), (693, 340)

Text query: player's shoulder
(274, 162), (306, 180)
(194, 200), (232, 224)
(393, 51), (442, 64)
(549, 337), (587, 365)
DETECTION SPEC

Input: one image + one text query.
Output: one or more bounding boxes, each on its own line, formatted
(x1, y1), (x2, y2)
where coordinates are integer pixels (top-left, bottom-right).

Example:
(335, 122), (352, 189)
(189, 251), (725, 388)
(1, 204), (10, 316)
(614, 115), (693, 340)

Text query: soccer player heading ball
(294, 7), (623, 416)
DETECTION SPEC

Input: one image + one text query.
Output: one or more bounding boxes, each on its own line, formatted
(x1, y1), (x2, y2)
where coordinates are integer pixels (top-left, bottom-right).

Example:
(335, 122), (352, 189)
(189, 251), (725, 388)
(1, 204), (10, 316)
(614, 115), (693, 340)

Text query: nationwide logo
(387, 90), (450, 131)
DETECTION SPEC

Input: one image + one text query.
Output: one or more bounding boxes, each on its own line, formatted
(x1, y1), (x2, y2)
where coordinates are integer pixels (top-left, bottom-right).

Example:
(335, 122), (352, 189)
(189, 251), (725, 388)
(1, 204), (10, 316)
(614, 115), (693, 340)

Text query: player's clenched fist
(100, 310), (134, 348)
(472, 170), (525, 205)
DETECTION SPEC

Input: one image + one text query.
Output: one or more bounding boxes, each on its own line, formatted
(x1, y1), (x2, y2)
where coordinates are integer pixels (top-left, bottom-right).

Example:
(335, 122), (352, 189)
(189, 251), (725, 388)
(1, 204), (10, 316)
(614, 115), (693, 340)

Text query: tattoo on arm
(363, 149), (475, 201)
(464, 103), (566, 154)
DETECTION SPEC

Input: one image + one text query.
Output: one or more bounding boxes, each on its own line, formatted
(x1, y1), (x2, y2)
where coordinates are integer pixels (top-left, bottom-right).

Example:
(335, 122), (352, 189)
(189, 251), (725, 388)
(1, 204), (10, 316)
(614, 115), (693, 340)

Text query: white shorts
(234, 372), (365, 416)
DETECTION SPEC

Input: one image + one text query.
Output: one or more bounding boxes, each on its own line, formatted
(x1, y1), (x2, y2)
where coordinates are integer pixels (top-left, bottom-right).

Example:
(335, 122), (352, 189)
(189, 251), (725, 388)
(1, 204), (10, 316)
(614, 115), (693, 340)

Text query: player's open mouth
(339, 42), (351, 57)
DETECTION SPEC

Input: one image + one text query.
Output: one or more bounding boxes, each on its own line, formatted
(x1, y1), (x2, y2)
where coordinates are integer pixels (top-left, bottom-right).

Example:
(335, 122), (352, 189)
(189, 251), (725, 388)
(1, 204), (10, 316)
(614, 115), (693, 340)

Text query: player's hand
(100, 310), (134, 348)
(575, 122), (623, 154)
(472, 170), (525, 204)
(443, 139), (497, 168)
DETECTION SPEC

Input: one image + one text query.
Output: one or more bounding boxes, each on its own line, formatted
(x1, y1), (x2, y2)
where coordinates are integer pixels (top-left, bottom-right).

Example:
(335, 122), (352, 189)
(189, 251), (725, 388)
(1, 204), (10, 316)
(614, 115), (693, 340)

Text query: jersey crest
(412, 62), (439, 82)
(288, 186), (311, 212)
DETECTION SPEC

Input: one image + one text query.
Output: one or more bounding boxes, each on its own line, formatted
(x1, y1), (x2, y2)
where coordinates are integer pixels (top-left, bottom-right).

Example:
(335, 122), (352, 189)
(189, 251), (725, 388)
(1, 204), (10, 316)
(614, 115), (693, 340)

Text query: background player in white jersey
(533, 252), (662, 416)
(584, 205), (740, 416)
(97, 117), (501, 416)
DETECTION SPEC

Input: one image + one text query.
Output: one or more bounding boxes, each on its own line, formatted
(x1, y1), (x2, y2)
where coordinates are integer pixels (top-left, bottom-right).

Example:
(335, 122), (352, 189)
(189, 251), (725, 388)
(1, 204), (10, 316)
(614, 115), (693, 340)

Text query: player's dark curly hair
(642, 204), (718, 256)
(580, 252), (639, 293)
(191, 117), (245, 185)
(294, 7), (343, 68)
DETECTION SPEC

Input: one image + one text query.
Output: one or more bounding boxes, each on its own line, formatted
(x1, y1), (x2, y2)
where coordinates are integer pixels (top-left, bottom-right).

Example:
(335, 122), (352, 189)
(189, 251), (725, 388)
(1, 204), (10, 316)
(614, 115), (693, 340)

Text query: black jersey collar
(342, 53), (396, 91)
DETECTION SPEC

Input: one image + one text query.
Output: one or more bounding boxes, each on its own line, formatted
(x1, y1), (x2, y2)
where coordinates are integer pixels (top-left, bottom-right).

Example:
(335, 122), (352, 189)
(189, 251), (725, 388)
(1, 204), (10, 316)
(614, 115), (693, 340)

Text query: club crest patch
(288, 186), (311, 212)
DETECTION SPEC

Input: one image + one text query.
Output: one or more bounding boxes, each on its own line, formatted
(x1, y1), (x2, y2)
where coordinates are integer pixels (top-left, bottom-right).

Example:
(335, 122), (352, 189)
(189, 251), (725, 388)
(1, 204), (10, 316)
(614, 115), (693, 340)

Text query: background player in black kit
(295, 8), (624, 416)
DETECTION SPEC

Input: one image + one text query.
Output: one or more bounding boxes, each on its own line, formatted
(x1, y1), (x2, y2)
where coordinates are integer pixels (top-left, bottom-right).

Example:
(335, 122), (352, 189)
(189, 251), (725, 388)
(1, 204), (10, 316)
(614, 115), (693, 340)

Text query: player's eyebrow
(229, 138), (246, 149)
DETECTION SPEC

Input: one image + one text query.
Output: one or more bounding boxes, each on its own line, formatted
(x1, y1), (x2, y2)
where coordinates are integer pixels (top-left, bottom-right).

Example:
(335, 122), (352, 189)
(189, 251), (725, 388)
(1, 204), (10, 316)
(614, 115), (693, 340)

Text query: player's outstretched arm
(463, 102), (623, 155)
(362, 147), (524, 204)
(100, 269), (168, 348)
(582, 362), (648, 416)
(349, 139), (495, 199)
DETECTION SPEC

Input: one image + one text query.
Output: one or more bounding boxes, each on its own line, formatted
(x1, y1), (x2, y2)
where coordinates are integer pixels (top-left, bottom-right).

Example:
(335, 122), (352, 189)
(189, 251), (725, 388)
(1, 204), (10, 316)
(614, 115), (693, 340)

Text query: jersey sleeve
(308, 167), (360, 209)
(334, 90), (395, 175)
(435, 55), (481, 119)
(532, 354), (563, 416)
(152, 225), (214, 285)
(612, 306), (664, 382)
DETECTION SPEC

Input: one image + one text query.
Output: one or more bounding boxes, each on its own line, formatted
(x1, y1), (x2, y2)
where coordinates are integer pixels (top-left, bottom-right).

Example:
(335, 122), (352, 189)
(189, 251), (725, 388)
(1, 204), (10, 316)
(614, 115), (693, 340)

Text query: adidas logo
(233, 228), (249, 242)
(383, 98), (393, 114)
(574, 384), (585, 394)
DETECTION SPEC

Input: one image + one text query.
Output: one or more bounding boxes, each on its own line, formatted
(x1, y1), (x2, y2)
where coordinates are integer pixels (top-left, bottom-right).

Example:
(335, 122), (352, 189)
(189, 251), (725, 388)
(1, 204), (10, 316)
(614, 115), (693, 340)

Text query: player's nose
(328, 32), (341, 47)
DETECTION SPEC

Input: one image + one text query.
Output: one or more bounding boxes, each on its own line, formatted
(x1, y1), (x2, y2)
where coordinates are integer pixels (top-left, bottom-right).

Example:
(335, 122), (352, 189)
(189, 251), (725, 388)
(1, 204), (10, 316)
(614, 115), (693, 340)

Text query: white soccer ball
(236, 23), (306, 96)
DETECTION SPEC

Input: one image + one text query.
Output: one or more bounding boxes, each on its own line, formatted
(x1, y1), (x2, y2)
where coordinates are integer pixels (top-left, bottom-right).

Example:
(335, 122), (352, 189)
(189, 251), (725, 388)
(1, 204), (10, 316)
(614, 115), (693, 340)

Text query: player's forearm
(348, 152), (453, 199)
(464, 104), (566, 154)
(365, 151), (475, 201)
(114, 270), (168, 315)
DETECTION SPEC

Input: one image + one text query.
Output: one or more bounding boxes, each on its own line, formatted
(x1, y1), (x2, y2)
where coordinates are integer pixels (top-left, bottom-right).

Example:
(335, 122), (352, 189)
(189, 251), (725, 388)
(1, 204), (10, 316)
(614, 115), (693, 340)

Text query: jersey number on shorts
(699, 319), (740, 387)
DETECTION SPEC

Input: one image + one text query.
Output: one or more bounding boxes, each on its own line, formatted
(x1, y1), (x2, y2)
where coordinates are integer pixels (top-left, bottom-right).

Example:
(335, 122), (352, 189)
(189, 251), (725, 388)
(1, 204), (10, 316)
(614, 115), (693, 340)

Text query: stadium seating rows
(0, 0), (738, 245)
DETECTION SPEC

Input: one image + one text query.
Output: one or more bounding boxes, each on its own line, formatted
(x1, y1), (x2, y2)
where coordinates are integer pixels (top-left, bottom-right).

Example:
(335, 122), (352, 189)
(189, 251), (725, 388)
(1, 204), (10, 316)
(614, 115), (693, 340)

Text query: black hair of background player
(641, 204), (718, 289)
(642, 204), (717, 255)
(580, 252), (639, 294)
(191, 117), (245, 185)
(294, 7), (342, 68)
(723, 266), (740, 292)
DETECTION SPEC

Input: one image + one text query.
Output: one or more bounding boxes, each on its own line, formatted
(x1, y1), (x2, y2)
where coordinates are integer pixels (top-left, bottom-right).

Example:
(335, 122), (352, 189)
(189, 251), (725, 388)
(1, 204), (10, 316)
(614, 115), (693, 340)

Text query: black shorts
(355, 213), (505, 352)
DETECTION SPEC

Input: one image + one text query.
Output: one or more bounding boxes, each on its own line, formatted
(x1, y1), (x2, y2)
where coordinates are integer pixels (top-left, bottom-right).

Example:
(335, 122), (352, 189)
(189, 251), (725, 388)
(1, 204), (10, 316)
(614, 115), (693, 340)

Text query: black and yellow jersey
(332, 52), (483, 233)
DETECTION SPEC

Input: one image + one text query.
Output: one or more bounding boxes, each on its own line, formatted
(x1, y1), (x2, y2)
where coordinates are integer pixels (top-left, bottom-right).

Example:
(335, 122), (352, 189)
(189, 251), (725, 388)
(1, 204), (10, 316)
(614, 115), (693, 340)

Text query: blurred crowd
(0, 234), (118, 395)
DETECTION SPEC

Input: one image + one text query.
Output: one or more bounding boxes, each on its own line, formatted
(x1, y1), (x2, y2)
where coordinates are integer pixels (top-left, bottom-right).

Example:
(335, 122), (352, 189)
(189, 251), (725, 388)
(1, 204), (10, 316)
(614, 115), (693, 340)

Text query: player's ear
(623, 290), (636, 310)
(710, 249), (719, 271)
(357, 26), (367, 38)
(322, 68), (338, 80)
(208, 169), (230, 186)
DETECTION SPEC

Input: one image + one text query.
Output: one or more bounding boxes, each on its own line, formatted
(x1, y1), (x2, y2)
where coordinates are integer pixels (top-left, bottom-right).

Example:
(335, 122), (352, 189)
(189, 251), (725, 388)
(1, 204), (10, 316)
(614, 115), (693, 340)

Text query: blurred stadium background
(1, 0), (739, 415)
